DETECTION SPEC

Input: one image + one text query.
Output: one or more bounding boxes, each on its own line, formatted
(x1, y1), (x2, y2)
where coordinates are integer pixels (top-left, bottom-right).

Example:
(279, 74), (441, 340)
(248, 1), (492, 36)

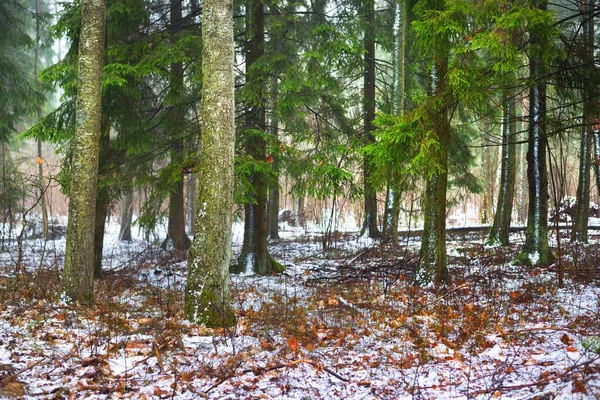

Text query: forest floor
(0, 220), (599, 399)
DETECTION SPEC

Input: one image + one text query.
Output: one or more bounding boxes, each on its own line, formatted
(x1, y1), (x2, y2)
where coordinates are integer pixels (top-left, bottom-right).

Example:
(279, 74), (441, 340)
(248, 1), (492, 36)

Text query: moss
(184, 287), (236, 328)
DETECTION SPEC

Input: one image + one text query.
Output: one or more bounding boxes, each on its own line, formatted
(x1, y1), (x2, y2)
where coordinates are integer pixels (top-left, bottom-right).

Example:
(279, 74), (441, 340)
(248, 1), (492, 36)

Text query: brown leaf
(572, 375), (587, 394)
(560, 334), (574, 346)
(0, 379), (26, 397)
(153, 386), (169, 396)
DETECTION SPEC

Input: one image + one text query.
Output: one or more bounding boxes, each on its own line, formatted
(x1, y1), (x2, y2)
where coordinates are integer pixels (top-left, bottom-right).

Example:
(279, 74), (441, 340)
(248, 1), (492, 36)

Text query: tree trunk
(184, 0), (236, 327)
(267, 77), (280, 240)
(488, 90), (517, 246)
(62, 0), (106, 303)
(164, 0), (190, 253)
(518, 12), (554, 266)
(93, 117), (111, 278)
(572, 0), (595, 243)
(382, 0), (406, 245)
(119, 187), (133, 241)
(236, 0), (282, 274)
(34, 0), (49, 240)
(417, 55), (451, 285)
(361, 0), (381, 239)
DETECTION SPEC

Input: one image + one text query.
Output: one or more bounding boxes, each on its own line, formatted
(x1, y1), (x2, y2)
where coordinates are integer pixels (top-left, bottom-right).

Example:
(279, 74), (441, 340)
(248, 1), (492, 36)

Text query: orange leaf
(153, 386), (169, 396)
(266, 154), (274, 163)
(492, 391), (502, 398)
(566, 346), (578, 352)
(35, 156), (44, 165)
(287, 337), (299, 352)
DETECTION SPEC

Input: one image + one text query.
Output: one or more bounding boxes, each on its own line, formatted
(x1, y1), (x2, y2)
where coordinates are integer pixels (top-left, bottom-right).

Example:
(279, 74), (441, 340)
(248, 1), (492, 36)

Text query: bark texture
(184, 0), (236, 327)
(417, 55), (451, 285)
(572, 0), (595, 243)
(165, 0), (191, 252)
(489, 90), (517, 246)
(519, 12), (554, 266)
(62, 0), (106, 303)
(235, 0), (282, 274)
(119, 187), (133, 241)
(382, 0), (406, 245)
(361, 0), (381, 239)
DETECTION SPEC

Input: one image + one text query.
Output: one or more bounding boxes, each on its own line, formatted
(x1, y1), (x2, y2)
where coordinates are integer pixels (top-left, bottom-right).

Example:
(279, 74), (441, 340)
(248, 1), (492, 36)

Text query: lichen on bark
(184, 0), (236, 327)
(62, 0), (106, 304)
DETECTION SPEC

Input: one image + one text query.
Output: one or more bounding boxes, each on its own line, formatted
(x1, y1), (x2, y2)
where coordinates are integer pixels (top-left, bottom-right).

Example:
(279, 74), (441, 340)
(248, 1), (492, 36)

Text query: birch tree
(184, 0), (236, 327)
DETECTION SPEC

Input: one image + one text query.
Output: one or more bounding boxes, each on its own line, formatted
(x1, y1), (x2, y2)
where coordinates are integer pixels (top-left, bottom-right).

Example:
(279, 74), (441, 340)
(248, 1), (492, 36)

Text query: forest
(0, 0), (600, 397)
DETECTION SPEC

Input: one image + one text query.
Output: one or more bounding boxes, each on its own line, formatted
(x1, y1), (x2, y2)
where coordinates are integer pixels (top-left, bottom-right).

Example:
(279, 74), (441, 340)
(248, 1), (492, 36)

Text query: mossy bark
(361, 0), (381, 239)
(62, 0), (105, 304)
(416, 55), (451, 286)
(488, 90), (517, 246)
(184, 0), (236, 328)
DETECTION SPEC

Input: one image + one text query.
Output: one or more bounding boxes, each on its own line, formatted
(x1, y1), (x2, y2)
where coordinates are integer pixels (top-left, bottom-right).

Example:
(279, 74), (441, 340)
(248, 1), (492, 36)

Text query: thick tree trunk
(164, 0), (190, 253)
(62, 0), (106, 303)
(184, 0), (236, 327)
(382, 0), (406, 245)
(236, 0), (282, 274)
(119, 187), (133, 241)
(361, 0), (381, 239)
(572, 0), (595, 243)
(417, 56), (451, 285)
(519, 18), (554, 266)
(489, 90), (517, 246)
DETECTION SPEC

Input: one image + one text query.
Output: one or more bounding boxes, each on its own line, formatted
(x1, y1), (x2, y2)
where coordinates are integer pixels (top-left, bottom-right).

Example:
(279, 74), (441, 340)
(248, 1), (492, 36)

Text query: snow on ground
(0, 218), (599, 399)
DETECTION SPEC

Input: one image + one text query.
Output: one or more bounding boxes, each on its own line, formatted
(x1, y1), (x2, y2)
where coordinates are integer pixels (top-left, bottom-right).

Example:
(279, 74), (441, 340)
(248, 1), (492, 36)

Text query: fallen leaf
(566, 346), (578, 352)
(287, 337), (299, 352)
(560, 334), (574, 346)
(153, 386), (169, 396)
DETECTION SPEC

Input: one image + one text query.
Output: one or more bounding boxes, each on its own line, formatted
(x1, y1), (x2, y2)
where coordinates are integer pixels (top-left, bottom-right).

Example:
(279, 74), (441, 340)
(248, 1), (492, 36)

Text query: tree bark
(184, 0), (236, 327)
(119, 187), (133, 241)
(236, 0), (282, 274)
(417, 55), (451, 285)
(62, 0), (106, 303)
(361, 0), (381, 239)
(267, 77), (280, 240)
(34, 0), (49, 241)
(164, 0), (190, 253)
(382, 0), (406, 245)
(488, 89), (517, 246)
(93, 117), (111, 278)
(518, 6), (554, 266)
(572, 0), (595, 243)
